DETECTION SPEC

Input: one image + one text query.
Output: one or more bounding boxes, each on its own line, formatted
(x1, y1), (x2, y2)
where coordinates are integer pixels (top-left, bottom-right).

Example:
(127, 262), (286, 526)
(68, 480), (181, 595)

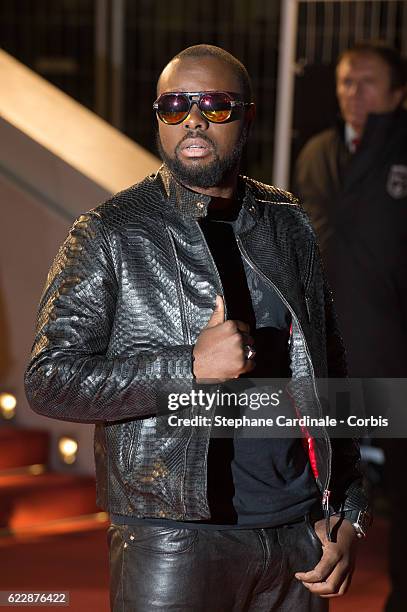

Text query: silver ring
(244, 344), (256, 360)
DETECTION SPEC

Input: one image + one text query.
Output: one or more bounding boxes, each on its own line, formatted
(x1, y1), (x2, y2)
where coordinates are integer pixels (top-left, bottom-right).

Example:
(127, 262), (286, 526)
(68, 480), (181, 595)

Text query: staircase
(0, 427), (108, 539)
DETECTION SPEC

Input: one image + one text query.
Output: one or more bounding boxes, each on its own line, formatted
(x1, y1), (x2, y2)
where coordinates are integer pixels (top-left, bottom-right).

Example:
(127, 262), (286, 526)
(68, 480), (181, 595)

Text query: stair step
(0, 472), (100, 529)
(0, 512), (109, 542)
(0, 464), (46, 479)
(0, 428), (49, 469)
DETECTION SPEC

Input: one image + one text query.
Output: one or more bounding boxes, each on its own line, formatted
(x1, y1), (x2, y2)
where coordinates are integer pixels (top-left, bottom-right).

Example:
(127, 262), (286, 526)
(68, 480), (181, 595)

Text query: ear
(392, 86), (406, 109)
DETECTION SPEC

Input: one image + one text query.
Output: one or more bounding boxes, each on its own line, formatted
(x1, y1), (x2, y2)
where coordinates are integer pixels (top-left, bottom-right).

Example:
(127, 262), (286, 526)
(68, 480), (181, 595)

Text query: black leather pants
(107, 517), (329, 611)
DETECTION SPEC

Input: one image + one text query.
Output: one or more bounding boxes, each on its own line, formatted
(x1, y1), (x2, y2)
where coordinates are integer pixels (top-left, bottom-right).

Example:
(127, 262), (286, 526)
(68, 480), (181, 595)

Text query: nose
(348, 82), (362, 97)
(183, 102), (209, 131)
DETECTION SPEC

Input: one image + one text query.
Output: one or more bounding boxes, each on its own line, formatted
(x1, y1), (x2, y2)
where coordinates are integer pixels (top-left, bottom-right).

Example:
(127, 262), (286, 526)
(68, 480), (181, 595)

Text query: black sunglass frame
(153, 91), (253, 124)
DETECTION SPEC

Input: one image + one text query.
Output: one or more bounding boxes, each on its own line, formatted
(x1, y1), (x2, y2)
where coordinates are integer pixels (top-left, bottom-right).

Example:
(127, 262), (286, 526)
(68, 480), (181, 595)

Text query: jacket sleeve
(24, 212), (194, 424)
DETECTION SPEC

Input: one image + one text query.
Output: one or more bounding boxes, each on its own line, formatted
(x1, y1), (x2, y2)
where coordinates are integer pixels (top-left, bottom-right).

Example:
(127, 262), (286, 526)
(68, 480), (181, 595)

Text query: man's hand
(295, 516), (358, 598)
(193, 295), (255, 382)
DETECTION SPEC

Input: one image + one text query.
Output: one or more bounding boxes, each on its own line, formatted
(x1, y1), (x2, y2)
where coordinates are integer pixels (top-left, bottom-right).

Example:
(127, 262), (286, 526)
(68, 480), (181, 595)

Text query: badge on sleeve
(387, 165), (407, 199)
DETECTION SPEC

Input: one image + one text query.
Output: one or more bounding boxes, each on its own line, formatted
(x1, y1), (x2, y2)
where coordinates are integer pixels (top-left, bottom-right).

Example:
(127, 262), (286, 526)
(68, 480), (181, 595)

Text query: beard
(156, 126), (248, 189)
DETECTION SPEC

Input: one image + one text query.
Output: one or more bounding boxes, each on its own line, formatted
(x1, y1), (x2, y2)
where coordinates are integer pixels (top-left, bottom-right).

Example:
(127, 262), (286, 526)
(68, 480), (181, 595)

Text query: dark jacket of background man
(294, 48), (407, 379)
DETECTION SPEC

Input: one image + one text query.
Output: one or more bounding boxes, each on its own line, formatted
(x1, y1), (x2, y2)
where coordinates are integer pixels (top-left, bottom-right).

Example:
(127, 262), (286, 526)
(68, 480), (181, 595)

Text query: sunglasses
(153, 91), (253, 125)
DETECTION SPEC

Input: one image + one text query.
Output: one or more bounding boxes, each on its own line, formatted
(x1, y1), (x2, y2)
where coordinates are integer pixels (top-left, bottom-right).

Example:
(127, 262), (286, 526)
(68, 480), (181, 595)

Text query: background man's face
(336, 52), (403, 134)
(156, 56), (250, 189)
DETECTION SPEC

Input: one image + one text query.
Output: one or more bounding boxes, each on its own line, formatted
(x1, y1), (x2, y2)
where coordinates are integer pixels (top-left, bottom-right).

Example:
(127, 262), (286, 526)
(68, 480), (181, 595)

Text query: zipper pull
(322, 489), (330, 511)
(322, 489), (332, 542)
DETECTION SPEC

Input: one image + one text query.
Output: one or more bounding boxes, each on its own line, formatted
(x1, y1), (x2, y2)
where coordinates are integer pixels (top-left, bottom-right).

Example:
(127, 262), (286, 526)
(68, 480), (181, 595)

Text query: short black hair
(337, 41), (407, 91)
(162, 44), (253, 102)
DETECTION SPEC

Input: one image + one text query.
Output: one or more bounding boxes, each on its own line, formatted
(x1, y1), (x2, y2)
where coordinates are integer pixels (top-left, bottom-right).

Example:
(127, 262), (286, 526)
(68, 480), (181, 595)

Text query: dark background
(1, 0), (406, 183)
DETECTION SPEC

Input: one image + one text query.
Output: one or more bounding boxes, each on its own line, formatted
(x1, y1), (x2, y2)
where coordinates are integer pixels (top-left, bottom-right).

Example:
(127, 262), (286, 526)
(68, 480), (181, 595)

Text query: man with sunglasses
(25, 45), (369, 611)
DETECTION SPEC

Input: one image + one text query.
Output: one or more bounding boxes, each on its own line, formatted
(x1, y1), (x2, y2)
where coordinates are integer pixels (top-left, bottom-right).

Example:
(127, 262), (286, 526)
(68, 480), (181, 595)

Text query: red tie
(351, 137), (360, 153)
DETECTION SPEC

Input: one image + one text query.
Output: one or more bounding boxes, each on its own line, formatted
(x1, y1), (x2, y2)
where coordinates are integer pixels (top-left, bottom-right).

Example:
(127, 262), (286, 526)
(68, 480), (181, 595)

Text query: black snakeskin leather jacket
(25, 166), (367, 523)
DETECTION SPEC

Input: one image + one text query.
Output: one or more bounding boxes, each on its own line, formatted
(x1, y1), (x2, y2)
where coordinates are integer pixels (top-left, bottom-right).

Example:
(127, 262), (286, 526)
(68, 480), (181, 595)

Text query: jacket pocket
(123, 422), (140, 474)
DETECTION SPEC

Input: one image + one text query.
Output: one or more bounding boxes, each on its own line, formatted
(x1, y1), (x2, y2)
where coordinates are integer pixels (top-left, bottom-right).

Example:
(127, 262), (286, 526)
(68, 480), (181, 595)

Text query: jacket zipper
(304, 244), (315, 295)
(304, 245), (315, 323)
(235, 235), (333, 539)
(168, 220), (226, 517)
(165, 226), (199, 515)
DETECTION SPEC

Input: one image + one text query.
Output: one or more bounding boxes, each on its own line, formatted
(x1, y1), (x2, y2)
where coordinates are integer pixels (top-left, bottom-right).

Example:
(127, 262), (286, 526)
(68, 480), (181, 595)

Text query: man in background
(294, 42), (407, 612)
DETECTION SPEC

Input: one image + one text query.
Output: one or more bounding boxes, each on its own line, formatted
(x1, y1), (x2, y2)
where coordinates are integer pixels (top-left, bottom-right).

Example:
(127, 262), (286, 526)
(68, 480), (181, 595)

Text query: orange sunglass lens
(157, 94), (189, 124)
(202, 109), (231, 122)
(159, 111), (189, 124)
(200, 93), (232, 123)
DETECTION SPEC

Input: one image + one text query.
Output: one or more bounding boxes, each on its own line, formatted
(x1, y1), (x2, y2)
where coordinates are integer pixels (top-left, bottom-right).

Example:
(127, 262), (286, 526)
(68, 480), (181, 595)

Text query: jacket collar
(336, 107), (405, 146)
(157, 164), (259, 221)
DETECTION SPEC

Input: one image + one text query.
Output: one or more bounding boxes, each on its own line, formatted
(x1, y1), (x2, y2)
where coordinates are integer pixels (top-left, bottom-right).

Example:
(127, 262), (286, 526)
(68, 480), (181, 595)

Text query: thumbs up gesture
(192, 296), (255, 382)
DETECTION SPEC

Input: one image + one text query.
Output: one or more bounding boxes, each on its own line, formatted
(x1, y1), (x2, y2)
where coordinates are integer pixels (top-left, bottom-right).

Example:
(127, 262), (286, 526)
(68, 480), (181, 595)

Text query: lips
(178, 137), (213, 159)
